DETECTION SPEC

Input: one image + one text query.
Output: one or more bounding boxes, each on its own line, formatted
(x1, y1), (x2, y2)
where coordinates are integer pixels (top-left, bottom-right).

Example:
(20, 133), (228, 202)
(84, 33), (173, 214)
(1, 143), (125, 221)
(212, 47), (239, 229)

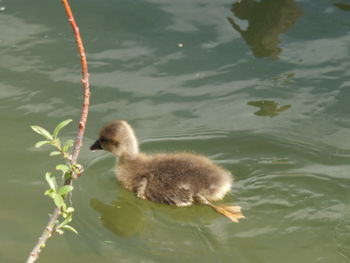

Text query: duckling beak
(90, 139), (103, 151)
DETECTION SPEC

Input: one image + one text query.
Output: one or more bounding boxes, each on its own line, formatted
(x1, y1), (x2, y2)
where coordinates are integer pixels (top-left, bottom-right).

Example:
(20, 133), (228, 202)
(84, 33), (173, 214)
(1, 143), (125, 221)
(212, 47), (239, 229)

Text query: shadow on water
(247, 100), (291, 117)
(227, 0), (303, 59)
(90, 198), (147, 238)
(90, 193), (230, 238)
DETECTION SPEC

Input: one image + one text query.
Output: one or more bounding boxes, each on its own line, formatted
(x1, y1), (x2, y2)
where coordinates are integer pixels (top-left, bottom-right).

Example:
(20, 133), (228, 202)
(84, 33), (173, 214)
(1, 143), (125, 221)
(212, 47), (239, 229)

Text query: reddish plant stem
(26, 1), (90, 262)
(61, 0), (90, 168)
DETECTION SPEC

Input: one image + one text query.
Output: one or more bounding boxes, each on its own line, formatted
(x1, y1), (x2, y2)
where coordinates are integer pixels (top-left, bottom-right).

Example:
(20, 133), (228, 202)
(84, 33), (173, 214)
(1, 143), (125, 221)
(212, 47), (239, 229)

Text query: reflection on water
(90, 194), (224, 238)
(90, 198), (146, 237)
(271, 72), (295, 86)
(334, 2), (350, 12)
(227, 0), (303, 59)
(247, 100), (291, 117)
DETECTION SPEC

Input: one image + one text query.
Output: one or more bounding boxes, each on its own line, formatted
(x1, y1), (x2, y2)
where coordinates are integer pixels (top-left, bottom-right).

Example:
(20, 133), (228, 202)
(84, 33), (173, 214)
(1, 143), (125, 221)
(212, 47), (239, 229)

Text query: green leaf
(45, 172), (57, 190)
(35, 140), (50, 148)
(50, 138), (62, 149)
(58, 185), (73, 196)
(56, 164), (69, 174)
(55, 137), (62, 148)
(56, 229), (64, 235)
(63, 139), (74, 153)
(72, 163), (83, 174)
(62, 225), (78, 234)
(57, 213), (72, 227)
(44, 189), (56, 198)
(53, 194), (64, 208)
(50, 151), (61, 156)
(64, 171), (73, 180)
(66, 207), (75, 213)
(53, 119), (73, 138)
(31, 125), (53, 140)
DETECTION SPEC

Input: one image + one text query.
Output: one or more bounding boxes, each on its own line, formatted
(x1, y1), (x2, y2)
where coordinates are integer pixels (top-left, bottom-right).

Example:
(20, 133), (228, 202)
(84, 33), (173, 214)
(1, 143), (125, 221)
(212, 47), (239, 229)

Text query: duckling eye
(99, 137), (109, 143)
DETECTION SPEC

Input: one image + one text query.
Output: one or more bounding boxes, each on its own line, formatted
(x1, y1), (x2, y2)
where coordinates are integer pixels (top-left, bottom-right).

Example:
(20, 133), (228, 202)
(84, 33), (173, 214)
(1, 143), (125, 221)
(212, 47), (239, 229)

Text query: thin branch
(61, 0), (90, 167)
(25, 0), (90, 262)
(25, 208), (61, 263)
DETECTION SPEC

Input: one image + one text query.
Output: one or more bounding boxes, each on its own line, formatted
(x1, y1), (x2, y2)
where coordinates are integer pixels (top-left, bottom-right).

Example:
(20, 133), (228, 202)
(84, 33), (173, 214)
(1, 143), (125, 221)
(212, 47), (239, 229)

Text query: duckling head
(90, 120), (139, 158)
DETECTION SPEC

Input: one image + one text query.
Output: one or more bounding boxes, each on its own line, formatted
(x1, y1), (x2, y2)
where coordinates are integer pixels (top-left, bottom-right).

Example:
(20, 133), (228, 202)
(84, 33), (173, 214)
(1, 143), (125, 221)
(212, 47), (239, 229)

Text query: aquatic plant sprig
(26, 0), (91, 262)
(31, 119), (79, 235)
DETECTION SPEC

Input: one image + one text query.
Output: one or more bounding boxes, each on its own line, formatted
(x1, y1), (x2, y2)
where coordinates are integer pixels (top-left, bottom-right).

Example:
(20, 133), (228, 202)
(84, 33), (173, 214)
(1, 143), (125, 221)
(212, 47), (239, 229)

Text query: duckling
(90, 120), (244, 222)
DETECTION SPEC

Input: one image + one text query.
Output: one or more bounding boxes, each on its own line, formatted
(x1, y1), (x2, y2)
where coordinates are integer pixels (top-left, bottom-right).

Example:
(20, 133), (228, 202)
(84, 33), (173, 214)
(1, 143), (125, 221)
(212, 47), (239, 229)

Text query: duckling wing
(141, 153), (231, 206)
(145, 178), (193, 207)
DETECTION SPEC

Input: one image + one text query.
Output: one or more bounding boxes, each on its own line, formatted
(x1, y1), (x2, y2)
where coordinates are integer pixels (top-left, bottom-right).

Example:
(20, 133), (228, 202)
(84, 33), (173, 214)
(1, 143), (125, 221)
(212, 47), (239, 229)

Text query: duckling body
(90, 120), (244, 222)
(117, 152), (232, 207)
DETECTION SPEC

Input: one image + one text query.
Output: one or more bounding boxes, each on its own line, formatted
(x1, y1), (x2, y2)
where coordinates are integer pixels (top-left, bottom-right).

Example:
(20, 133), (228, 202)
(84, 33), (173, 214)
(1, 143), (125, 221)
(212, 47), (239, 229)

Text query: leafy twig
(25, 0), (90, 262)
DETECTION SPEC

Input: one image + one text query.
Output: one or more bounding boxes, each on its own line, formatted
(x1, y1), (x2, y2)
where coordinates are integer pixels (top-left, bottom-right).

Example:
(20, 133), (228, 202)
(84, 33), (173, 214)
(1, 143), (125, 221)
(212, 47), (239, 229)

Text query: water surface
(0, 0), (349, 262)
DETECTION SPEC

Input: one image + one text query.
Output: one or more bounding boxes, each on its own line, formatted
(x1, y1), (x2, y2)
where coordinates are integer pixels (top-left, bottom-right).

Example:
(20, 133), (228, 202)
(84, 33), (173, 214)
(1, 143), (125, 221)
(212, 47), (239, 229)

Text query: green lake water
(1, 0), (350, 262)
